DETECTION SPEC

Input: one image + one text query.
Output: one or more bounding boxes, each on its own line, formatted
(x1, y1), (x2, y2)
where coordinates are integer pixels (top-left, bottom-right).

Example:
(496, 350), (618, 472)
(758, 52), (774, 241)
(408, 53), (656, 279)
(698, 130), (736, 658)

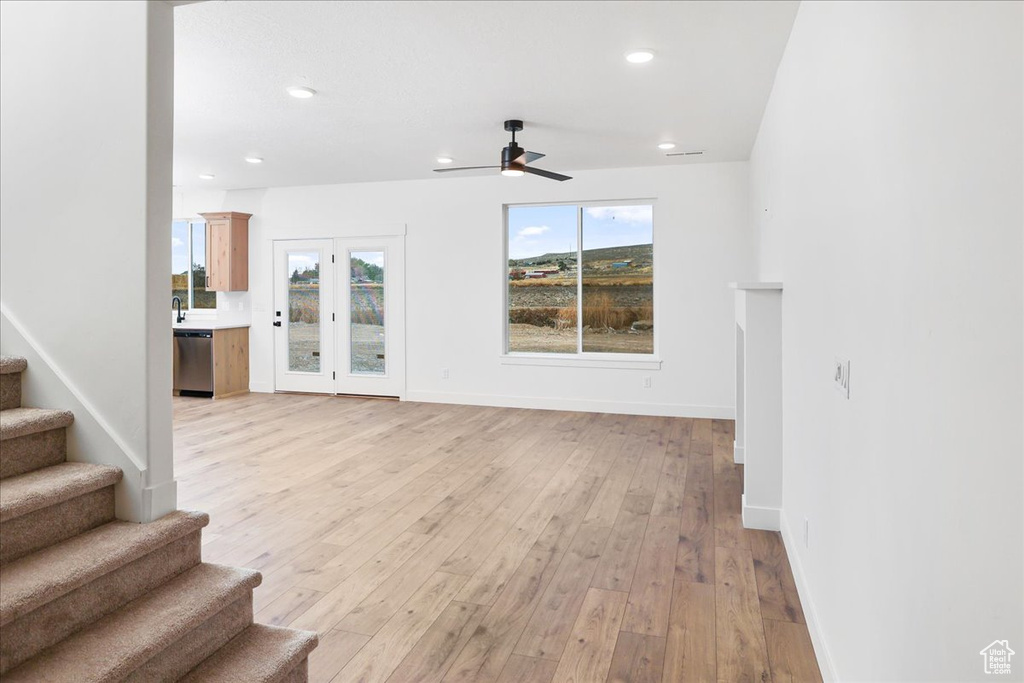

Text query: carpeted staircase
(0, 355), (318, 681)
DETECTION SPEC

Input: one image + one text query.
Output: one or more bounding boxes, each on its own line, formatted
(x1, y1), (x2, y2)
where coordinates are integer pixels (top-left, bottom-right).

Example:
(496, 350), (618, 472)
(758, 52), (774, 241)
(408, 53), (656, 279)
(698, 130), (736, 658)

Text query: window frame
(501, 199), (661, 370)
(172, 218), (216, 316)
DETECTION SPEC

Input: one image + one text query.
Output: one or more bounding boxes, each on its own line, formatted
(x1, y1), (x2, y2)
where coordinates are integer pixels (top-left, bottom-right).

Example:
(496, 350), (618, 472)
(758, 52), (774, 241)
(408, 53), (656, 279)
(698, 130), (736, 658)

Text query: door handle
(273, 321), (282, 327)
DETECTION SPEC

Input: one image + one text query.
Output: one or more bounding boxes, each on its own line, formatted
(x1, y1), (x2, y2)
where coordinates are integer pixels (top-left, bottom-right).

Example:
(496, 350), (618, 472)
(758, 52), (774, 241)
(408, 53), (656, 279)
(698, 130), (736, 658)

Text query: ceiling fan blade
(514, 150), (546, 164)
(433, 165), (500, 173)
(523, 166), (572, 182)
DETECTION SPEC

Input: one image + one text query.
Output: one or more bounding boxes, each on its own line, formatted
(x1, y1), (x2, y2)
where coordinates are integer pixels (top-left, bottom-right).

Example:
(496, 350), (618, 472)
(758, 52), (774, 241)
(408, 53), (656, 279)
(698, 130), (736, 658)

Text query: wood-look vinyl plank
(748, 530), (805, 625)
(255, 585), (325, 627)
(307, 629), (370, 683)
(606, 632), (666, 683)
(620, 515), (679, 637)
(332, 571), (468, 683)
(514, 522), (612, 660)
(763, 618), (822, 683)
(172, 400), (819, 683)
(650, 419), (692, 518)
(387, 601), (487, 683)
(715, 546), (771, 682)
(496, 654), (558, 683)
(663, 580), (716, 683)
(550, 588), (628, 683)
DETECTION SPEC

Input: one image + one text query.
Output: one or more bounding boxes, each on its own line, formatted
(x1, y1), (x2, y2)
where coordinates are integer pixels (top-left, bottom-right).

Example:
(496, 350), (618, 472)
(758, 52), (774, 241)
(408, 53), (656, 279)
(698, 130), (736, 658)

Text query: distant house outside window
(172, 219), (215, 310)
(506, 202), (654, 356)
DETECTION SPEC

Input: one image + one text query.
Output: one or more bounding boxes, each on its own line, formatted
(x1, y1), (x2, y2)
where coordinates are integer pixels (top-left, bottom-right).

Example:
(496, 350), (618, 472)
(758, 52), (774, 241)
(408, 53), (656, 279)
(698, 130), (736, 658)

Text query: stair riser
(0, 487), (114, 564)
(0, 531), (203, 673)
(123, 592), (254, 682)
(0, 374), (20, 410)
(281, 658), (309, 683)
(0, 429), (65, 479)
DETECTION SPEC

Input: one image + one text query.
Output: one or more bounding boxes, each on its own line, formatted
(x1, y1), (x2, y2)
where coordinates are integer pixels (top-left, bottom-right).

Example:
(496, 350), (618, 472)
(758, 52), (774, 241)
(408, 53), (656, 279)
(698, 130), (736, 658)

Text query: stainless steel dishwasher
(173, 329), (214, 397)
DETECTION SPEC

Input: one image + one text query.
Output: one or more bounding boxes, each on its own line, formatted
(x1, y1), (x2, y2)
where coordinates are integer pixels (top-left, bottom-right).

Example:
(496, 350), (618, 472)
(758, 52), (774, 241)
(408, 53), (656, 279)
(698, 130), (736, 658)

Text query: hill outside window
(504, 202), (656, 364)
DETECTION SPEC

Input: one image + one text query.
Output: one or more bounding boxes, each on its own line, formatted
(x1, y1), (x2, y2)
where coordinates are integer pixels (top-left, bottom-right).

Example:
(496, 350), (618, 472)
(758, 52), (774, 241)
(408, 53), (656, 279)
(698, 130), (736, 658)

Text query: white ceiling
(173, 1), (798, 191)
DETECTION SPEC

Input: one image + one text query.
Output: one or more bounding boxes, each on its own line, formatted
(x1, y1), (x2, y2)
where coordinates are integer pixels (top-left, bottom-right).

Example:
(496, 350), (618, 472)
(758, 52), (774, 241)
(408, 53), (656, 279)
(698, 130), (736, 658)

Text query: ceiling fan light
(501, 168), (525, 177)
(625, 49), (655, 64)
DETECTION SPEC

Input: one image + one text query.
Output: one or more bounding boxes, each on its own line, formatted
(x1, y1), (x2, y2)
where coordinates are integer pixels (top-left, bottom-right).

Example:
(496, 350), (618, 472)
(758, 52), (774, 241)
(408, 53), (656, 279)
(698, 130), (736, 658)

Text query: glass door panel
(274, 240), (334, 393)
(350, 251), (385, 376)
(288, 251), (322, 373)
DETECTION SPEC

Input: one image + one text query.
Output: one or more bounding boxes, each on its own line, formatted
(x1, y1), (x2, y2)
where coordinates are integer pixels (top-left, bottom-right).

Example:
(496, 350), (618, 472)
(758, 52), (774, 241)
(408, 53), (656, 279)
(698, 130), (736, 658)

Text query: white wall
(0, 0), (176, 522)
(750, 2), (1023, 680)
(175, 162), (752, 417)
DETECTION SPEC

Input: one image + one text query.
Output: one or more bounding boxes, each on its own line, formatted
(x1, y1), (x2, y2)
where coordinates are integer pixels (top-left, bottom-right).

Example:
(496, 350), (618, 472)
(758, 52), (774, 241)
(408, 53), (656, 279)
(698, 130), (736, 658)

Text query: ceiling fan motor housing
(501, 143), (526, 172)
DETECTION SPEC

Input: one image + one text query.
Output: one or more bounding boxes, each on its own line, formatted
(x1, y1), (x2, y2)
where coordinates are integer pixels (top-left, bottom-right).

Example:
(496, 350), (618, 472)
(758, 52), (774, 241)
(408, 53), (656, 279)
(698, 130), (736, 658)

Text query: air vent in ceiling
(665, 150), (704, 157)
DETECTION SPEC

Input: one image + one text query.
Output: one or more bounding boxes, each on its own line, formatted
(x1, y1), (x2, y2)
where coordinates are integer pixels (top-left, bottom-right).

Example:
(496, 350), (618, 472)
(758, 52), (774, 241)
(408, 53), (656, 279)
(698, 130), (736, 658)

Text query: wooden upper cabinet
(200, 212), (251, 291)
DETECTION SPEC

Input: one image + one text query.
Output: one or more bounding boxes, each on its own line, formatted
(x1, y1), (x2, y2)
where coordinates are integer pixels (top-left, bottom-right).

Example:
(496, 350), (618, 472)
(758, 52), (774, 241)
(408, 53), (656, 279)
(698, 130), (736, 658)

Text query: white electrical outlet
(833, 357), (850, 398)
(642, 376), (652, 389)
(441, 368), (449, 380)
(803, 518), (810, 548)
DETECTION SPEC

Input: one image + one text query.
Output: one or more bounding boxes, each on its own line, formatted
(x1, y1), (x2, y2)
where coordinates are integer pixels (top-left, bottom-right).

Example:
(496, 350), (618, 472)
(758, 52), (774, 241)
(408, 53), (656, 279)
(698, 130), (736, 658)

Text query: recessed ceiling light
(436, 157), (454, 164)
(198, 173), (215, 180)
(625, 49), (655, 64)
(658, 142), (676, 150)
(245, 156), (264, 164)
(286, 85), (317, 99)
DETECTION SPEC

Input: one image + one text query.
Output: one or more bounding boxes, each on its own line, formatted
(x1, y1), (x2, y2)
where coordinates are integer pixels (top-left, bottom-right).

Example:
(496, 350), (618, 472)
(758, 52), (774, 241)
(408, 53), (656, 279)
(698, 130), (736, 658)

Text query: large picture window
(506, 202), (653, 356)
(171, 219), (215, 310)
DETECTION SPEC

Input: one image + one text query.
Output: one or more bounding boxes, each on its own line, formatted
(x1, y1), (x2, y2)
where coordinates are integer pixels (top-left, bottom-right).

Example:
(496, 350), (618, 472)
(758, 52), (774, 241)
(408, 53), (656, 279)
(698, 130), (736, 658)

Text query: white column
(731, 283), (783, 530)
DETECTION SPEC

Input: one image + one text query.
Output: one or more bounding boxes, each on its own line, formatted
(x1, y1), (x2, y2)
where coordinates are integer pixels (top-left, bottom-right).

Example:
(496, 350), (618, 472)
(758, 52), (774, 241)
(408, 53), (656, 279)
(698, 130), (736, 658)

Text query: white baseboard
(779, 512), (838, 682)
(249, 381), (273, 393)
(734, 442), (745, 463)
(405, 390), (735, 419)
(143, 479), (178, 523)
(741, 494), (780, 530)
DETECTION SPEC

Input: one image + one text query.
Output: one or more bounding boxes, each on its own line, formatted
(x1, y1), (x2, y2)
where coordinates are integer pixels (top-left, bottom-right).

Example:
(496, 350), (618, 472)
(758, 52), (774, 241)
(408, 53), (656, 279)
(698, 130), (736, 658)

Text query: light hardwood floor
(173, 393), (821, 683)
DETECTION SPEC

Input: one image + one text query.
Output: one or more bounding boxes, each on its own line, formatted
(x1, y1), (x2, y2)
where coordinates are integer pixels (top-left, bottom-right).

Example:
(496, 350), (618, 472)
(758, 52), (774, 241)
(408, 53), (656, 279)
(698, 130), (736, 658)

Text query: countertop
(172, 320), (251, 331)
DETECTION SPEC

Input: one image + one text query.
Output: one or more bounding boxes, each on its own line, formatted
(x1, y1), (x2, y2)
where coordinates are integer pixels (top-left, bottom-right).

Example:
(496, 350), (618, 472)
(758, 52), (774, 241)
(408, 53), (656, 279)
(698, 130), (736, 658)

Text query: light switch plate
(834, 357), (850, 398)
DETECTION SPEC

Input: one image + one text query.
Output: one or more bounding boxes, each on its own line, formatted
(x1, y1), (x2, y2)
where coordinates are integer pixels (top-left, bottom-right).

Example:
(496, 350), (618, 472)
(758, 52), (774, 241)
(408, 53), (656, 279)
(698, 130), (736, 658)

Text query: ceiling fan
(433, 120), (572, 182)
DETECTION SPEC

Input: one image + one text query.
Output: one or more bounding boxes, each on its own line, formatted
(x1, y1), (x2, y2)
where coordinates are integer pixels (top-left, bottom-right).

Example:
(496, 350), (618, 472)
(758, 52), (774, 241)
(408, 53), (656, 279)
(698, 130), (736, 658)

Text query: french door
(273, 236), (404, 397)
(273, 240), (335, 393)
(335, 236), (404, 398)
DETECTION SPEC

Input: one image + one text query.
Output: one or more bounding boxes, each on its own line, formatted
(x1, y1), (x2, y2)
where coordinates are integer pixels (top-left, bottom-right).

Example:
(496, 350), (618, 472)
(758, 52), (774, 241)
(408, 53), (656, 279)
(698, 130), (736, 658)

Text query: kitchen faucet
(173, 296), (185, 324)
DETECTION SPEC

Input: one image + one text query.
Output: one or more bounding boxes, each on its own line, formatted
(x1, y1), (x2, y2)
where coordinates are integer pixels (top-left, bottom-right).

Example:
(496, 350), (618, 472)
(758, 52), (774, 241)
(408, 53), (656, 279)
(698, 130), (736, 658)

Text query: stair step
(3, 563), (263, 683)
(0, 356), (27, 375)
(0, 407), (73, 441)
(180, 624), (319, 683)
(0, 509), (208, 626)
(0, 462), (121, 524)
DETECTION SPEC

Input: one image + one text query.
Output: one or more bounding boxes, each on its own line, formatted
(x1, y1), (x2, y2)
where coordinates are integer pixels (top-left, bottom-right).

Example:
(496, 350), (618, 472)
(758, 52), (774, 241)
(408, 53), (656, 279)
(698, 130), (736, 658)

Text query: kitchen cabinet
(172, 326), (249, 399)
(200, 211), (251, 291)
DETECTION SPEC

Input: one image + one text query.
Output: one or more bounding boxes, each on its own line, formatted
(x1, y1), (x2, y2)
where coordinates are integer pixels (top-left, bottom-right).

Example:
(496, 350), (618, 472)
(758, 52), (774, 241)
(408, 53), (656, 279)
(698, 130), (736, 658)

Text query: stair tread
(0, 462), (122, 523)
(0, 356), (27, 375)
(180, 624), (319, 683)
(3, 563), (262, 683)
(0, 407), (74, 441)
(0, 509), (209, 626)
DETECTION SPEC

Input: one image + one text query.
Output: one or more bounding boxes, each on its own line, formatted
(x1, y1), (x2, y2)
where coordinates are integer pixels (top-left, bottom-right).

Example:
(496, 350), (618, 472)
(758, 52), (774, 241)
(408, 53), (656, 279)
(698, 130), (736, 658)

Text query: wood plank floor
(173, 393), (821, 683)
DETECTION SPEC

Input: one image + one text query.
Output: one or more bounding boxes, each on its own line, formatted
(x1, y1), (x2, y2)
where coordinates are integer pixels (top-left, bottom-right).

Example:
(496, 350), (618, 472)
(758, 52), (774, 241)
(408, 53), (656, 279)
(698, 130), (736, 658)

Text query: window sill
(500, 354), (662, 370)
